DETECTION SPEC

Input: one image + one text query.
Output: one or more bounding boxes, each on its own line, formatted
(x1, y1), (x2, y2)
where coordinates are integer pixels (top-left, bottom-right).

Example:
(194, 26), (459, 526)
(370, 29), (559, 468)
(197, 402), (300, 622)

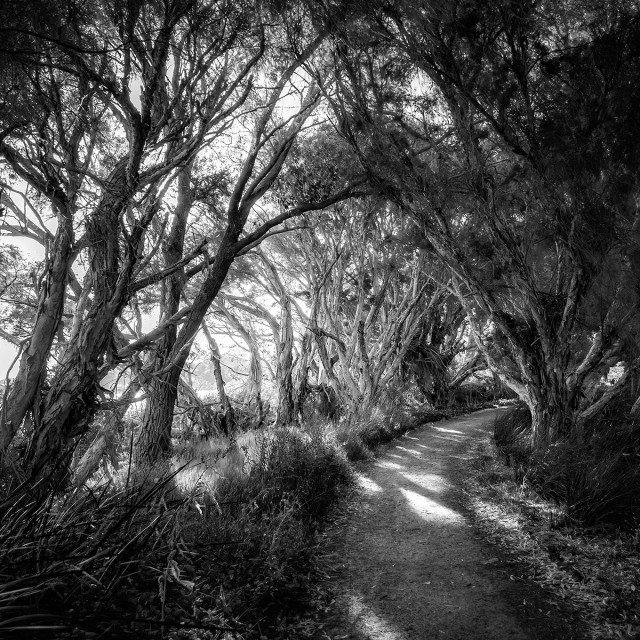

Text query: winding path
(317, 408), (577, 640)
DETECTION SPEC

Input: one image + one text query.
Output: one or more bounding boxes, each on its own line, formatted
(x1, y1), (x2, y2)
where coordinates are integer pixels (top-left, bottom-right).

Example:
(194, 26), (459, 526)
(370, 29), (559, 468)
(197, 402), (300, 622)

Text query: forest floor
(311, 408), (582, 640)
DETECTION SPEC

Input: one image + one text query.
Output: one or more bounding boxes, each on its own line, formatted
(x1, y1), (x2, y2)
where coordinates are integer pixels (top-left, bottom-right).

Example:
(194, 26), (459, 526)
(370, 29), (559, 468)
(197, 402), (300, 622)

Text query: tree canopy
(1, 0), (640, 482)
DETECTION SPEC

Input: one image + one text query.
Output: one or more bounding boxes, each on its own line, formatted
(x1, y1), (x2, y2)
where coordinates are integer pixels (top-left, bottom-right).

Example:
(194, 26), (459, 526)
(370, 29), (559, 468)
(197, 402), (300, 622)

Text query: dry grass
(0, 421), (353, 639)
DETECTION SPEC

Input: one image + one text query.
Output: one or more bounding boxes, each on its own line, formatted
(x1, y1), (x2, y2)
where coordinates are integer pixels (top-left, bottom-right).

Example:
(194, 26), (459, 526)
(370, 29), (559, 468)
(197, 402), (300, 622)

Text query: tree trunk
(177, 378), (219, 439)
(1, 216), (73, 451)
(260, 254), (295, 425)
(244, 325), (264, 426)
(522, 373), (569, 447)
(217, 304), (264, 427)
(275, 294), (295, 426)
(136, 165), (192, 462)
(201, 321), (234, 435)
(136, 369), (180, 464)
(20, 155), (152, 482)
(293, 331), (313, 421)
(72, 377), (140, 487)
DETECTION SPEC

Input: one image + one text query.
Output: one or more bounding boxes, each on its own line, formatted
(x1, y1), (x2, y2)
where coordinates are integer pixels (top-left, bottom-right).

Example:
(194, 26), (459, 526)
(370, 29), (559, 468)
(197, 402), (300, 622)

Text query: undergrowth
(463, 407), (640, 639)
(493, 407), (640, 528)
(0, 424), (352, 639)
(334, 403), (457, 462)
(0, 392), (489, 639)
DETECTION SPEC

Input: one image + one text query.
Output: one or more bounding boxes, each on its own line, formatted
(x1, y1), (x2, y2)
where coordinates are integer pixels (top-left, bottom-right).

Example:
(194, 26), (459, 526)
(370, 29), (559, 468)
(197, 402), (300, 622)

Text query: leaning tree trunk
(72, 376), (141, 487)
(131, 231), (240, 465)
(177, 379), (218, 439)
(22, 163), (148, 481)
(1, 215), (74, 451)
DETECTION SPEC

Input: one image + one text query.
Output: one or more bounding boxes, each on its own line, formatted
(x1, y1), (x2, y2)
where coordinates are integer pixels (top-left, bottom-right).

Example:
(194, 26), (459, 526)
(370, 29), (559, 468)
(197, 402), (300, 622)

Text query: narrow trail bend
(317, 408), (577, 640)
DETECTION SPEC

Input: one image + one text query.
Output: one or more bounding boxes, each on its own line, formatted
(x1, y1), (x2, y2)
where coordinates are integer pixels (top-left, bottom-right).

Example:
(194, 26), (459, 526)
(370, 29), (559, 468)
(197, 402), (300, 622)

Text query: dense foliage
(1, 0), (640, 636)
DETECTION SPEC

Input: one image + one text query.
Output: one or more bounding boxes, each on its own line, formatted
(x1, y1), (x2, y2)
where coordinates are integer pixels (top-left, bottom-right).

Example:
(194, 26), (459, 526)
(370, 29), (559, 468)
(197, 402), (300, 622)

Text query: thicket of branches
(1, 0), (640, 635)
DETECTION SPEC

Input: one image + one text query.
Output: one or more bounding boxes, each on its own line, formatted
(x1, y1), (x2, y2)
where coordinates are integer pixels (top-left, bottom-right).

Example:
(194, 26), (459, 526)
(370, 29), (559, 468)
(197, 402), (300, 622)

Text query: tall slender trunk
(136, 166), (192, 463)
(260, 254), (295, 425)
(275, 294), (294, 425)
(245, 332), (264, 426)
(293, 331), (313, 421)
(201, 322), (234, 435)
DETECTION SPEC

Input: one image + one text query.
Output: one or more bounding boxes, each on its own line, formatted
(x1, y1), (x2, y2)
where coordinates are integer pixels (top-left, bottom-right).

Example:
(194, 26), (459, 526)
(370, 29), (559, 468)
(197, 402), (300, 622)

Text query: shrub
(0, 466), (207, 637)
(493, 406), (533, 470)
(335, 426), (373, 461)
(0, 419), (354, 638)
(562, 418), (640, 527)
(253, 425), (352, 520)
(176, 423), (353, 631)
(493, 406), (640, 528)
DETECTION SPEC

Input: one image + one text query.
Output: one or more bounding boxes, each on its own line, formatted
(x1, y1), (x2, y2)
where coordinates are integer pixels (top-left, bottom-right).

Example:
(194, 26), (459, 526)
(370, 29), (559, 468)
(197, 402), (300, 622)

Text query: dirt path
(317, 408), (577, 640)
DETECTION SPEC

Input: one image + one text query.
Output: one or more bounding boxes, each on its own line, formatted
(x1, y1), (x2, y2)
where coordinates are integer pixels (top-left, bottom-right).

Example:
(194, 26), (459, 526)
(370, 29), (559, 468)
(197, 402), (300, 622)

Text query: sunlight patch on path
(394, 445), (423, 456)
(400, 487), (463, 523)
(348, 593), (407, 639)
(400, 471), (448, 492)
(376, 460), (405, 469)
(357, 473), (384, 494)
(433, 426), (465, 435)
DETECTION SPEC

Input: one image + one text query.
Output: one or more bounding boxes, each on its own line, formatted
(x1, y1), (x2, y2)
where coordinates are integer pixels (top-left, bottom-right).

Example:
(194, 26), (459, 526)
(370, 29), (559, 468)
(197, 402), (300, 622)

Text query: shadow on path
(318, 408), (579, 640)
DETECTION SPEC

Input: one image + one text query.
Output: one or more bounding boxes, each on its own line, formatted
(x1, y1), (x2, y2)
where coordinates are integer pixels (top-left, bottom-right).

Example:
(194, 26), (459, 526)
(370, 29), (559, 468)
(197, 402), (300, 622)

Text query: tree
(200, 321), (234, 435)
(132, 11), (366, 462)
(276, 201), (459, 414)
(330, 0), (640, 443)
(0, 0), (266, 479)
